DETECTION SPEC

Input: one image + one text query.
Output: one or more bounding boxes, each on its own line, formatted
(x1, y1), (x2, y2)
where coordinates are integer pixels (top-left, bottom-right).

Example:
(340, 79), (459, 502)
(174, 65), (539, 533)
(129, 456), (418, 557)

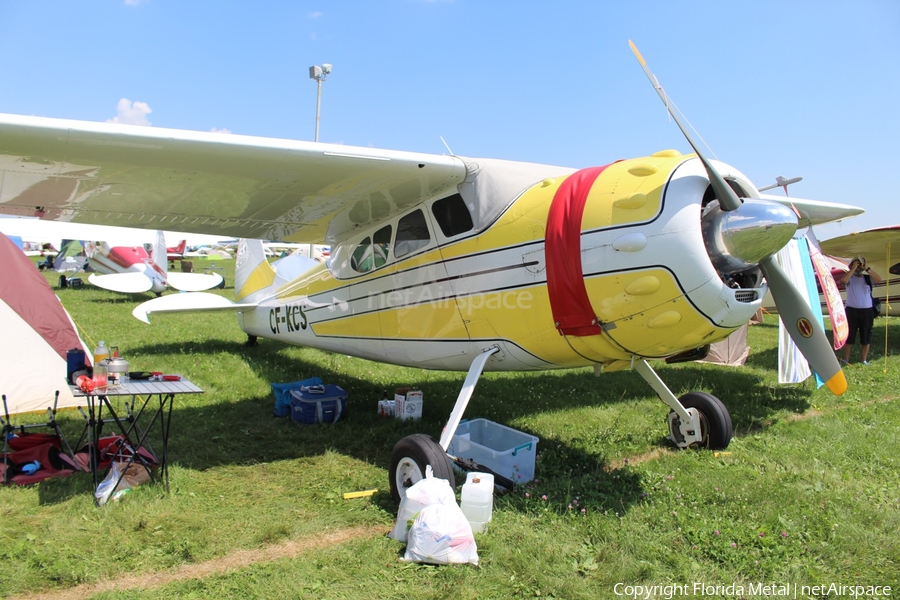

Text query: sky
(0, 0), (898, 243)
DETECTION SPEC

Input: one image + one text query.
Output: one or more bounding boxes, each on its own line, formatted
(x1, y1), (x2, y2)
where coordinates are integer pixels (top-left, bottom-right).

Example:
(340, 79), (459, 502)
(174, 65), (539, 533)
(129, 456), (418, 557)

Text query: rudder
(235, 239), (276, 301)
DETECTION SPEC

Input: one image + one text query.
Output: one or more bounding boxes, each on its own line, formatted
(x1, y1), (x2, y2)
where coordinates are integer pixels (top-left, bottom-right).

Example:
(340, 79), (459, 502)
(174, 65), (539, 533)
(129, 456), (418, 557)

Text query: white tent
(0, 232), (91, 415)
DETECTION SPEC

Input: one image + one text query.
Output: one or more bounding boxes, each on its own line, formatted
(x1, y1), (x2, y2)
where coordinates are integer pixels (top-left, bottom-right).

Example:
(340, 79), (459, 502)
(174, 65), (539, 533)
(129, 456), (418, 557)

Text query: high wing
(0, 114), (466, 244)
(819, 226), (900, 261)
(758, 193), (864, 228)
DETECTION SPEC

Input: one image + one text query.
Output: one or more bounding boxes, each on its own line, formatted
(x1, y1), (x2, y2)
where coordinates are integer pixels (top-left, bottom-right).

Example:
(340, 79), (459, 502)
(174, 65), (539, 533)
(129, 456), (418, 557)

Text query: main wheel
(668, 392), (733, 450)
(389, 434), (456, 503)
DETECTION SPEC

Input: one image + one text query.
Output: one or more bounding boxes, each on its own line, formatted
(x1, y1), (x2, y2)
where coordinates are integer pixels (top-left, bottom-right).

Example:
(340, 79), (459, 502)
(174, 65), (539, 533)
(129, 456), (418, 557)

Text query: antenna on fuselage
(440, 136), (455, 156)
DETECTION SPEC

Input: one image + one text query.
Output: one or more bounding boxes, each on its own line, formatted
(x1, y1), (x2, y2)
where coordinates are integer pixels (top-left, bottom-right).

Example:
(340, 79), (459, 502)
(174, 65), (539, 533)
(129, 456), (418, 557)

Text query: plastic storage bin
(448, 419), (538, 484)
(290, 384), (348, 424)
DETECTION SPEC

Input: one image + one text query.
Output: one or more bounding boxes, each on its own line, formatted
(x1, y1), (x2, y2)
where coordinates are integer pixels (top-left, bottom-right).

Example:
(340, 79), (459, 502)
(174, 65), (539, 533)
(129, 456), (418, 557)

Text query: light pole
(308, 63), (332, 142)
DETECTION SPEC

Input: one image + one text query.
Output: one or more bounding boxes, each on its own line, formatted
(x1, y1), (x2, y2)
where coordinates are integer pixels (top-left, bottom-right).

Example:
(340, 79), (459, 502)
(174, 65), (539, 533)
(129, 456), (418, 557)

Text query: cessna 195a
(0, 43), (864, 500)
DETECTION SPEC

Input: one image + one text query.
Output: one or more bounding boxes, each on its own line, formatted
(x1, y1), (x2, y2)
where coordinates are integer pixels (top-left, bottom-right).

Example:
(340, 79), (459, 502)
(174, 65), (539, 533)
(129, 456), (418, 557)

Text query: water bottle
(460, 472), (494, 533)
(93, 341), (110, 366)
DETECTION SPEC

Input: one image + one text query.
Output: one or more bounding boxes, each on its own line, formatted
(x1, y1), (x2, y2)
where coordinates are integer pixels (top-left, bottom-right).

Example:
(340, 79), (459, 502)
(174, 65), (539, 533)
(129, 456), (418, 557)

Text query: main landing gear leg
(633, 359), (733, 450)
(389, 346), (501, 503)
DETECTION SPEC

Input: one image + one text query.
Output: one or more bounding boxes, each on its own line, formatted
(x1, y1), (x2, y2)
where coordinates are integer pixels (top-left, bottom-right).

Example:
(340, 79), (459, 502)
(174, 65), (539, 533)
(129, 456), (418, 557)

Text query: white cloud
(106, 98), (153, 126)
(210, 127), (232, 134)
(124, 0), (148, 6)
(308, 11), (322, 18)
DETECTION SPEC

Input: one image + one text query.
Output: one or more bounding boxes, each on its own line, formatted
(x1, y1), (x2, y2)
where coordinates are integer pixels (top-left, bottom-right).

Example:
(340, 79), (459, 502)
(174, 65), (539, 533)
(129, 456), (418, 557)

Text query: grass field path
(11, 525), (387, 600)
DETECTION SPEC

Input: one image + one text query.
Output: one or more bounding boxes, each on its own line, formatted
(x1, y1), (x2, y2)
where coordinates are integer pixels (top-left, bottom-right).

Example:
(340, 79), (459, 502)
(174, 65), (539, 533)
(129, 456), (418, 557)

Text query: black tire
(389, 434), (455, 503)
(670, 392), (733, 450)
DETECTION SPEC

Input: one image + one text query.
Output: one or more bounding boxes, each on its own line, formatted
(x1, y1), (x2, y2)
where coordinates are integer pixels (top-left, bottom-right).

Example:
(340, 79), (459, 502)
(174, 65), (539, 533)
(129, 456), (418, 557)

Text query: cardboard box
(394, 389), (423, 420)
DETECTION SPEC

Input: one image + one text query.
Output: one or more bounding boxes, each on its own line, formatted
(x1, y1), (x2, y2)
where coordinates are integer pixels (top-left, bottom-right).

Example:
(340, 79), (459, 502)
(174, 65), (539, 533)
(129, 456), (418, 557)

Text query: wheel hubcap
(395, 456), (423, 497)
(669, 410), (710, 448)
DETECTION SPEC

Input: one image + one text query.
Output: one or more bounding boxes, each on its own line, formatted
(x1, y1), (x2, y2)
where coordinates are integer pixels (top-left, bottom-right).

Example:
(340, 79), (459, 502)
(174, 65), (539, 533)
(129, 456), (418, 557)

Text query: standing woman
(840, 256), (883, 365)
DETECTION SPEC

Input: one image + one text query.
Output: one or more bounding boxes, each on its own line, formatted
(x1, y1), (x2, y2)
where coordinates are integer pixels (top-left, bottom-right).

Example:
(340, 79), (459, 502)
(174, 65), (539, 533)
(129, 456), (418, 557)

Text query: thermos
(66, 348), (86, 381)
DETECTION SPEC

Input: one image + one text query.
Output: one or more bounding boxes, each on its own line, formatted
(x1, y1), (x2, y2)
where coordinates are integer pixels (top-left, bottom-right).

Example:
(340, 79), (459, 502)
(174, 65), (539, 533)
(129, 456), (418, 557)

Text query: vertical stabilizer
(150, 230), (168, 277)
(235, 239), (276, 301)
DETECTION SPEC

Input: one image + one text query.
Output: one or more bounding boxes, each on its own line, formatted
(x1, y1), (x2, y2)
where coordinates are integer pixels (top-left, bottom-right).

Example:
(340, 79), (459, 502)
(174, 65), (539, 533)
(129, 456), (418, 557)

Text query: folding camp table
(71, 377), (203, 504)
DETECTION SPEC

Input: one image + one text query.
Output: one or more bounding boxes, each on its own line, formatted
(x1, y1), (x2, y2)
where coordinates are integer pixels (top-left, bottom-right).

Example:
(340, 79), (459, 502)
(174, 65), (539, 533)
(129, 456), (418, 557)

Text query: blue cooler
(289, 384), (348, 424)
(271, 377), (323, 417)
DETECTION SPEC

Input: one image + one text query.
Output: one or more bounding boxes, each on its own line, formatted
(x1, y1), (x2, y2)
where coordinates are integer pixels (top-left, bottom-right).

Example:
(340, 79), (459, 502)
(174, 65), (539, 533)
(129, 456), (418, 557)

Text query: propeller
(629, 41), (743, 213)
(628, 40), (847, 396)
(758, 255), (846, 394)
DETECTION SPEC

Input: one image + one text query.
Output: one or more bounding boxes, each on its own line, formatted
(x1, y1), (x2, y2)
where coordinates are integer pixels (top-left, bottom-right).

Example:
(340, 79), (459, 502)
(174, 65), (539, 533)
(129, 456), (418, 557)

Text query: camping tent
(0, 232), (91, 415)
(702, 323), (751, 366)
(53, 239), (87, 272)
(700, 310), (762, 367)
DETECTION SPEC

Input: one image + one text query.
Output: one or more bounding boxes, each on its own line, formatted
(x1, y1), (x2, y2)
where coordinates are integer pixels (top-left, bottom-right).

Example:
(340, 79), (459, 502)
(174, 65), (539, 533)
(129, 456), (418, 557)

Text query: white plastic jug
(460, 472), (494, 533)
(93, 340), (110, 366)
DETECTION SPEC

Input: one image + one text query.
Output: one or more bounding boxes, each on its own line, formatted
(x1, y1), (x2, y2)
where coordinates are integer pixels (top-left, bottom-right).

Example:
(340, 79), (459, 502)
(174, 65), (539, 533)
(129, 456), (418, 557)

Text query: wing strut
(438, 346), (501, 451)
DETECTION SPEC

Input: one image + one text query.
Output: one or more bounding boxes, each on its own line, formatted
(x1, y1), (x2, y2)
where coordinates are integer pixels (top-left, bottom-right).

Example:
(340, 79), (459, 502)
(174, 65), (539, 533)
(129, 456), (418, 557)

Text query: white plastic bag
(402, 502), (479, 566)
(390, 469), (457, 541)
(94, 462), (130, 506)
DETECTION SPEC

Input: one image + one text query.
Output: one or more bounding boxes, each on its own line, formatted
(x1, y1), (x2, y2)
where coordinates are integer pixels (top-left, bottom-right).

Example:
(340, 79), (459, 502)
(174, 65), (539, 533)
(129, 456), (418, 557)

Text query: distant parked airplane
(87, 230), (224, 295)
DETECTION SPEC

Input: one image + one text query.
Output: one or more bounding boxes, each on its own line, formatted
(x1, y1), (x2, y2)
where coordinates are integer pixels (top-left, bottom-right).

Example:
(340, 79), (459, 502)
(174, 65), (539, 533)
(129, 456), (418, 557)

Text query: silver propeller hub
(702, 199), (798, 274)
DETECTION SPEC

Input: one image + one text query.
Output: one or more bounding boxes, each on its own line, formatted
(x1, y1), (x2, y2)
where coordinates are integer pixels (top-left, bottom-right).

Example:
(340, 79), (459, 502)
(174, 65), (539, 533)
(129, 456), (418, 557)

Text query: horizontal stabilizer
(166, 271), (224, 292)
(759, 194), (864, 227)
(89, 272), (153, 293)
(132, 292), (256, 324)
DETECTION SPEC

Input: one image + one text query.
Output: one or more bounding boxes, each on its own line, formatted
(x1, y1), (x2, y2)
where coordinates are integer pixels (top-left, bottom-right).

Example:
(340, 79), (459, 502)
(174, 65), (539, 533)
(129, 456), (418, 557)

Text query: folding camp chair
(1, 392), (80, 484)
(2, 391), (76, 457)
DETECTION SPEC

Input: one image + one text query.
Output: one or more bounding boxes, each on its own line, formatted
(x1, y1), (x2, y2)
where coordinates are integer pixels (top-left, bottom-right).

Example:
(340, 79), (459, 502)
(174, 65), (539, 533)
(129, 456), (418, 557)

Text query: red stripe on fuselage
(108, 246), (149, 270)
(545, 164), (613, 336)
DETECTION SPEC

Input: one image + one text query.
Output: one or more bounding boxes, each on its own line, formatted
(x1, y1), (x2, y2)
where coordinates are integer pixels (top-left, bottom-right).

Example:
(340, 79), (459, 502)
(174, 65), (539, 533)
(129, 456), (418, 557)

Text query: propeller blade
(628, 40), (743, 212)
(758, 255), (847, 395)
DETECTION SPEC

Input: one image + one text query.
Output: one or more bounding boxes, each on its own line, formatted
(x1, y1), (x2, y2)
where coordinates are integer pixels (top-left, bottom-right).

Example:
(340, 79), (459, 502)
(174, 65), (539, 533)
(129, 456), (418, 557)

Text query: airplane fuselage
(235, 153), (767, 371)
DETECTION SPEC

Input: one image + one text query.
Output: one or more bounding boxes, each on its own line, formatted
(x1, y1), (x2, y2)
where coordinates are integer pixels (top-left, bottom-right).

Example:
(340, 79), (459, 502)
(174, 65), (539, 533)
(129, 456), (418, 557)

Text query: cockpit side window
(350, 224), (393, 273)
(350, 236), (373, 273)
(394, 209), (431, 258)
(431, 193), (474, 238)
(372, 225), (392, 268)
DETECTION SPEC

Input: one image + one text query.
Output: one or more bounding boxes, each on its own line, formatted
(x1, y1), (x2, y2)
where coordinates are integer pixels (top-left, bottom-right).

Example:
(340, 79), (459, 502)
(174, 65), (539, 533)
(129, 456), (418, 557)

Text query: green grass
(1, 260), (898, 598)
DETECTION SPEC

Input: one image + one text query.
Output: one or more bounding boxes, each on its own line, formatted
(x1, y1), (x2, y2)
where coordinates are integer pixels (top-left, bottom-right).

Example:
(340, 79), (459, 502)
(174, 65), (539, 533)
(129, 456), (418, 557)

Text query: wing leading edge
(0, 113), (467, 244)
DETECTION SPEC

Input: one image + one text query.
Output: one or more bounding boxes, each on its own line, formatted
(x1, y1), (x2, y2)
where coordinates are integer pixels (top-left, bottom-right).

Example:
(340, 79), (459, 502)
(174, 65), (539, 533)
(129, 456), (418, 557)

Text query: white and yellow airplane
(0, 43), (863, 500)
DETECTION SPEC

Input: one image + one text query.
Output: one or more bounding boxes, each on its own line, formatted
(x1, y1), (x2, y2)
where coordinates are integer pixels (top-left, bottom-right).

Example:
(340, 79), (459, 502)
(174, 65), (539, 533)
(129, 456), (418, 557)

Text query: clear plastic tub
(448, 419), (538, 484)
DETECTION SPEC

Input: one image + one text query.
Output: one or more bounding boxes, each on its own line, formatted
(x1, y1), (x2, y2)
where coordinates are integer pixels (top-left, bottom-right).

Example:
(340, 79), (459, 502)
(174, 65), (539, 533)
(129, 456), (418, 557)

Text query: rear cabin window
(431, 193), (474, 238)
(350, 224), (392, 273)
(394, 209), (431, 258)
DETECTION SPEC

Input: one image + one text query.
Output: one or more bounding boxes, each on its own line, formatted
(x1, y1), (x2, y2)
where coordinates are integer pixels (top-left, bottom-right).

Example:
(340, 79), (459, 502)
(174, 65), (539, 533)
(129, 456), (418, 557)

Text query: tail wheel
(389, 434), (455, 503)
(669, 392), (733, 450)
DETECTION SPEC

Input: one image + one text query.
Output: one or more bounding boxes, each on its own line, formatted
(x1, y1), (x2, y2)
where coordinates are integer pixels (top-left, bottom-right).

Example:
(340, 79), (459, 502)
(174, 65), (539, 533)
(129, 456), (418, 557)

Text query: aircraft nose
(702, 199), (798, 274)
